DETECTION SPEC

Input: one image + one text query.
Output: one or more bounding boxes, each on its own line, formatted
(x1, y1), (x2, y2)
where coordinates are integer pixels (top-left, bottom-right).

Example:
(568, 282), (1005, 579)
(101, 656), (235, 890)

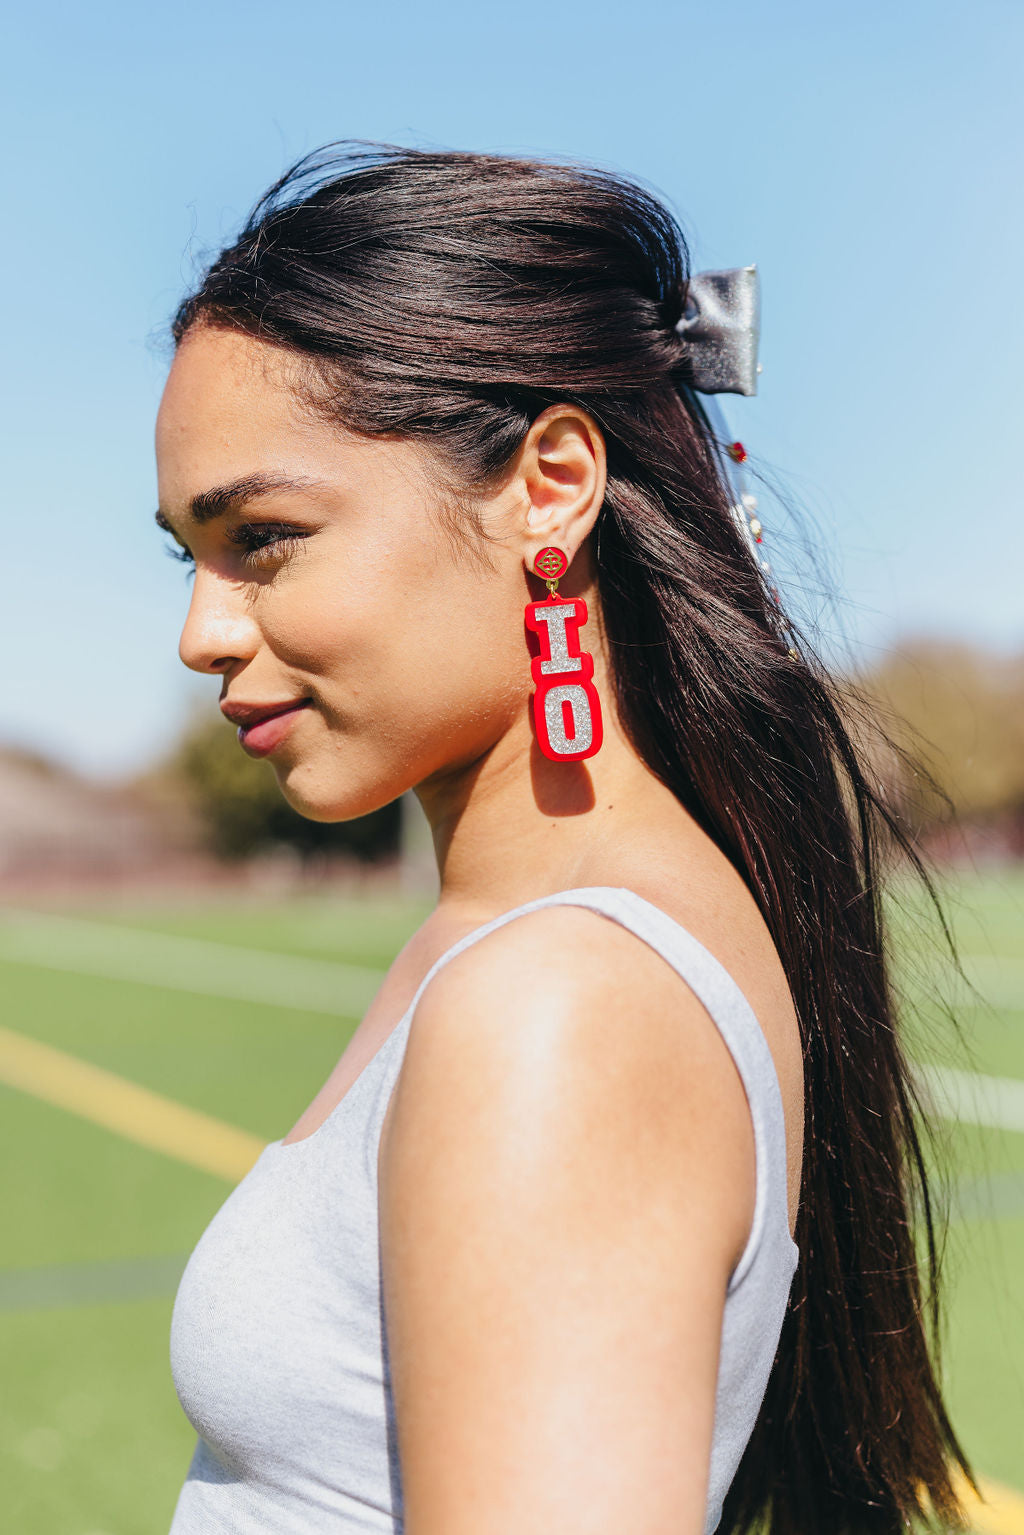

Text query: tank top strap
(363, 885), (797, 1287)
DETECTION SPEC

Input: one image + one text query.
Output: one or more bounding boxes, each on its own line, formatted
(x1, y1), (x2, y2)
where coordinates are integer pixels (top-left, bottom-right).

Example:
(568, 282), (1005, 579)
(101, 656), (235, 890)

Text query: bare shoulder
(377, 903), (755, 1533)
(381, 904), (755, 1250)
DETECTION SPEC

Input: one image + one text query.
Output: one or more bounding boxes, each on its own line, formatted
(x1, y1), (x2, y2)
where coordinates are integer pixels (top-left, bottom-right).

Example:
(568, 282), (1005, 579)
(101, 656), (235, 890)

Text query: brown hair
(171, 141), (975, 1532)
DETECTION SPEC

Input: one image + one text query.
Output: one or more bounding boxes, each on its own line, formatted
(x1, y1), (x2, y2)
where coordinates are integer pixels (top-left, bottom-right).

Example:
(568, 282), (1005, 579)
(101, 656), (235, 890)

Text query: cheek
(264, 561), (528, 726)
(261, 573), (368, 680)
(376, 587), (528, 727)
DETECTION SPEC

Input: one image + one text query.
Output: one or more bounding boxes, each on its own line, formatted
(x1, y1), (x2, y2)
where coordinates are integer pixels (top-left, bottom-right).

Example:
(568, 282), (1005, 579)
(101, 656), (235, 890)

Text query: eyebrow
(154, 471), (326, 539)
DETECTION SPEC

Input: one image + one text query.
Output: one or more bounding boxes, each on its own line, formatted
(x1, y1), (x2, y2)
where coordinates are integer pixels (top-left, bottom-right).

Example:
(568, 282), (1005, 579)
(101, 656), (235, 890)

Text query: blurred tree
(138, 702), (401, 863)
(848, 638), (1024, 838)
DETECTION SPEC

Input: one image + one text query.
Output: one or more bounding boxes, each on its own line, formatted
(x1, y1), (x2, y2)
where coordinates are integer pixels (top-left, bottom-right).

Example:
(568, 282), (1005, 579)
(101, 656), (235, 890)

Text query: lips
(220, 697), (313, 757)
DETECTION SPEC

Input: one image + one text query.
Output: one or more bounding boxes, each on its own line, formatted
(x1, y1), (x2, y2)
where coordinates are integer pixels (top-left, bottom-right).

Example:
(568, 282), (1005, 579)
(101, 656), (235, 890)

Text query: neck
(413, 559), (699, 916)
(415, 700), (690, 917)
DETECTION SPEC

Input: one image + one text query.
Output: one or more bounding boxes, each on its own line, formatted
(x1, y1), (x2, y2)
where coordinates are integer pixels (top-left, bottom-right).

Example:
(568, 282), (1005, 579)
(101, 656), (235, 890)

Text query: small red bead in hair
(727, 441), (748, 464)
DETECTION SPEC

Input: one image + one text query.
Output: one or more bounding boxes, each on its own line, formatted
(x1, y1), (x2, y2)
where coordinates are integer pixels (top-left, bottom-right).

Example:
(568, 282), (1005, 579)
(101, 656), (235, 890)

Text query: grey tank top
(168, 886), (800, 1534)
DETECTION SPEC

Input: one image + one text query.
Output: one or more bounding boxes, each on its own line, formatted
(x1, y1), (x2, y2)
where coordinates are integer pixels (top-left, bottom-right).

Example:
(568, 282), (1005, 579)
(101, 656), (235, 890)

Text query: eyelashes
(163, 524), (311, 577)
(228, 524), (310, 568)
(165, 541), (198, 583)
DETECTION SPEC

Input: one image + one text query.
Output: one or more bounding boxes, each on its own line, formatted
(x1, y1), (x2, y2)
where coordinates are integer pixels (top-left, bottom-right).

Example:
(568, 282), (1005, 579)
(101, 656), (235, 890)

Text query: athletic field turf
(1, 865), (1021, 1532)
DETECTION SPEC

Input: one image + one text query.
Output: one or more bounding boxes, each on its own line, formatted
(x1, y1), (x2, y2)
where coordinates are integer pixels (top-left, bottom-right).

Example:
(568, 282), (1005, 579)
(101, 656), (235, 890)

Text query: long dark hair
(170, 142), (975, 1532)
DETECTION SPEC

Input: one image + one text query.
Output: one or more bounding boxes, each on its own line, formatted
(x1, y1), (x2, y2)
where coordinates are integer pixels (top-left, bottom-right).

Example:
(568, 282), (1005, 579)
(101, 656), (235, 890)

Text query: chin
(272, 758), (407, 824)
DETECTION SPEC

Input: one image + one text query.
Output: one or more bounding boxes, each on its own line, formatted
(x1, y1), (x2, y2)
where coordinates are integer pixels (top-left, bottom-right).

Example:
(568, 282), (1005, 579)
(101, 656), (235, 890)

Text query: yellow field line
(0, 1025), (266, 1182)
(958, 1473), (1024, 1534)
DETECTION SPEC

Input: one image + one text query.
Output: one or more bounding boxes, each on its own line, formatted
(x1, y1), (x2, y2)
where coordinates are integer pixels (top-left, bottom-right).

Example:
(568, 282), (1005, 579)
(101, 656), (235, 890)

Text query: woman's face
(155, 325), (544, 823)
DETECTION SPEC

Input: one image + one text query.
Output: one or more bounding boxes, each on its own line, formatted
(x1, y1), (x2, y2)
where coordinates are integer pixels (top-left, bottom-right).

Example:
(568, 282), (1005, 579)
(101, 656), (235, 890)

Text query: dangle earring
(524, 547), (604, 761)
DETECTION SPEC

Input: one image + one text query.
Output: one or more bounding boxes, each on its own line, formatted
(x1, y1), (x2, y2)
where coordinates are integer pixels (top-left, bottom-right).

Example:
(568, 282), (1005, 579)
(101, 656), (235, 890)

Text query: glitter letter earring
(524, 547), (604, 760)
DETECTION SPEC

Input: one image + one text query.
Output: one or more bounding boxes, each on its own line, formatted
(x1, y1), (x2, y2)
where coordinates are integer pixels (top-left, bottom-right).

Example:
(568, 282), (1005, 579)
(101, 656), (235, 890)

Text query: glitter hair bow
(675, 264), (760, 397)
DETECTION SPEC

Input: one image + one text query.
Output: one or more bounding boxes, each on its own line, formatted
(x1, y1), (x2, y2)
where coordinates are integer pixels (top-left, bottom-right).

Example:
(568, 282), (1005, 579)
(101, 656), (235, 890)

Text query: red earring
(524, 546), (604, 761)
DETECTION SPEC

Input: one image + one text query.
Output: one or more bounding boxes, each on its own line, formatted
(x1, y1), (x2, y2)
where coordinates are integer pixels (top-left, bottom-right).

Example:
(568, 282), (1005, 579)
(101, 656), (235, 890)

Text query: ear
(515, 405), (607, 576)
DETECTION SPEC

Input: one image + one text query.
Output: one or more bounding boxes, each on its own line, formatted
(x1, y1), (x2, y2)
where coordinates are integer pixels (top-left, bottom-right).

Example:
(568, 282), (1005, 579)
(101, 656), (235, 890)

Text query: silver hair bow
(675, 264), (760, 396)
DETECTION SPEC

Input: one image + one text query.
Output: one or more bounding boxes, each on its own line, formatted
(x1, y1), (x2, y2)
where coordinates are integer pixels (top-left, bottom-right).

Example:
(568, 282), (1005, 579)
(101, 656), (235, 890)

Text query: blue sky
(2, 0), (1020, 779)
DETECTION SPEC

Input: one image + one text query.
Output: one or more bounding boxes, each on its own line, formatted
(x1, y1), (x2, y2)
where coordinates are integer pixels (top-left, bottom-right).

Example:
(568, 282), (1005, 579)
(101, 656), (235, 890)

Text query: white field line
(0, 907), (385, 1019)
(3, 907), (1023, 1136)
(0, 1252), (193, 1312)
(913, 1065), (1024, 1136)
(896, 953), (1024, 1012)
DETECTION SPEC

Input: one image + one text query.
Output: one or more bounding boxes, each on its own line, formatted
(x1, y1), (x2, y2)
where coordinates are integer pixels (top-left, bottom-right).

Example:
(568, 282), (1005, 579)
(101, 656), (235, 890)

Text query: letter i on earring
(524, 547), (604, 760)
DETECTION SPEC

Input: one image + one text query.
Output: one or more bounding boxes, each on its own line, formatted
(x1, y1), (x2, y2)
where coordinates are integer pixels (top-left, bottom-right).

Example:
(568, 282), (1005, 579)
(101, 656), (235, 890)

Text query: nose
(177, 567), (261, 676)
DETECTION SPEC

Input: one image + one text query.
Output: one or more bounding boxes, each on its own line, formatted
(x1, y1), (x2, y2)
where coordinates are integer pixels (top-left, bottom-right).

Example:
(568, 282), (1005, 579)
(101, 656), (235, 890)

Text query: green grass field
(1, 867), (1021, 1533)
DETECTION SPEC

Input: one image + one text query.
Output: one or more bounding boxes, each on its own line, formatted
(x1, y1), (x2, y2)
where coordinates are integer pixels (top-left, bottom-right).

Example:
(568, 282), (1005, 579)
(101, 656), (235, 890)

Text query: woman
(158, 144), (973, 1533)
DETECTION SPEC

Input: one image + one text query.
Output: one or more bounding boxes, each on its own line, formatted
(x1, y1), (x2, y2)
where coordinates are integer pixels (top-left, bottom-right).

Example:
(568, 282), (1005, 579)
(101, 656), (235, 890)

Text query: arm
(378, 904), (756, 1535)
